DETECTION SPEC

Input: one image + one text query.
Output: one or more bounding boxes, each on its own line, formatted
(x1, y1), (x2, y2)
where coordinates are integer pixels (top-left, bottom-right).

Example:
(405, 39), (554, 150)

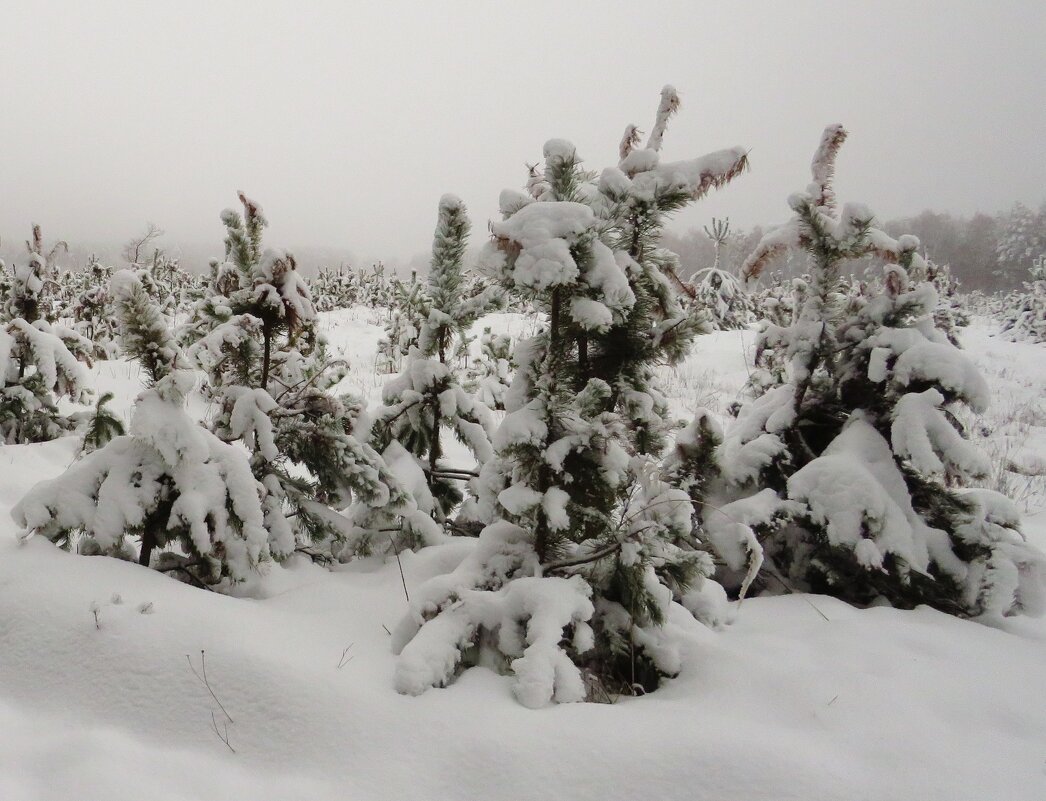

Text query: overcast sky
(1, 1), (1044, 266)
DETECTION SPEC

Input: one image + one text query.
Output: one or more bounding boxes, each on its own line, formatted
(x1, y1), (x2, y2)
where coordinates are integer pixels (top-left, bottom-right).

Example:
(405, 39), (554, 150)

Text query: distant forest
(3, 202), (1044, 294)
(666, 201), (1046, 293)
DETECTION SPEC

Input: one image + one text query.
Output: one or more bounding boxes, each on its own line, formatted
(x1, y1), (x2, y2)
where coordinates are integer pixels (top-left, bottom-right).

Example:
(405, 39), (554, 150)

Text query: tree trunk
(535, 288), (562, 566)
(577, 332), (589, 388)
(260, 321), (273, 390)
(428, 398), (444, 521)
(139, 527), (156, 567)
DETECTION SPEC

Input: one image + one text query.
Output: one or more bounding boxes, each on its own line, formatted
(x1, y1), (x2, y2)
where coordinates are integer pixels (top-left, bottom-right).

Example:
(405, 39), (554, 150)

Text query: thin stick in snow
(387, 531), (410, 603)
(336, 644), (355, 669)
(186, 650), (234, 723)
(211, 711), (235, 753)
(765, 566), (831, 622)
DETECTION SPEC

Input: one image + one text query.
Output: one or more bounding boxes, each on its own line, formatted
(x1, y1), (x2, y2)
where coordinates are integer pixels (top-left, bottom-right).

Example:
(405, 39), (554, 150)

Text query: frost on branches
(13, 271), (271, 588)
(0, 226), (92, 443)
(712, 126), (1046, 620)
(181, 193), (417, 560)
(393, 86), (748, 707)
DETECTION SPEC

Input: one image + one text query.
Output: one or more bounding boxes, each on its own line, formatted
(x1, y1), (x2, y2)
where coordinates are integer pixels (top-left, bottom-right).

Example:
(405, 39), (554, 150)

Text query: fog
(2, 1), (1044, 268)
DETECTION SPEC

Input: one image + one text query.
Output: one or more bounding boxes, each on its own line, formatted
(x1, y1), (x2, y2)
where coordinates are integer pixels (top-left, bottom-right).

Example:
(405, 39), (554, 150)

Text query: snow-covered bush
(309, 265), (362, 311)
(13, 271), (271, 587)
(750, 272), (807, 328)
(709, 125), (1046, 620)
(393, 86), (749, 707)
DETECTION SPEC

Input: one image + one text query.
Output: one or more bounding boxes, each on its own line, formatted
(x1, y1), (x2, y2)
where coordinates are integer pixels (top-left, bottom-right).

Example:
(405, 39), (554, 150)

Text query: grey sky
(2, 1), (1044, 266)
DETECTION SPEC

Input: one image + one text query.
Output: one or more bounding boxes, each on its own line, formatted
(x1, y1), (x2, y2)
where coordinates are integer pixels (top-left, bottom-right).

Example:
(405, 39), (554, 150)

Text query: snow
(719, 384), (795, 484)
(788, 417), (934, 572)
(490, 201), (599, 292)
(4, 318), (88, 397)
(892, 341), (991, 411)
(891, 388), (991, 480)
(2, 310), (1046, 800)
(631, 148), (749, 201)
(14, 369), (270, 583)
(497, 483), (543, 515)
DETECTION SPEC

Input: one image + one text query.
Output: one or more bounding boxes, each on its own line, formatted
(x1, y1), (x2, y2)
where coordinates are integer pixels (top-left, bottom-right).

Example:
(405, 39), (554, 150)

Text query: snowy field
(2, 310), (1045, 801)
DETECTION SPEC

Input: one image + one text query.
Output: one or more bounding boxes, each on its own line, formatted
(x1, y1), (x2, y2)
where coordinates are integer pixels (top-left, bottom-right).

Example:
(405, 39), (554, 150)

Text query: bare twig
(186, 650), (234, 723)
(425, 467), (480, 479)
(211, 711), (235, 753)
(336, 644), (355, 669)
(388, 531), (411, 603)
(764, 564), (830, 622)
(542, 540), (625, 572)
(157, 560), (210, 589)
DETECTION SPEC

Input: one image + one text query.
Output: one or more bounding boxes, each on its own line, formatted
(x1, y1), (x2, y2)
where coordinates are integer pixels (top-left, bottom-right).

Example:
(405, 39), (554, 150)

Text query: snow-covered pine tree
(751, 272), (807, 328)
(182, 192), (419, 560)
(376, 279), (423, 374)
(924, 259), (970, 346)
(689, 218), (755, 330)
(465, 327), (514, 411)
(0, 226), (92, 443)
(71, 257), (120, 359)
(392, 87), (749, 707)
(709, 125), (1046, 619)
(996, 201), (1046, 282)
(78, 391), (125, 453)
(596, 87), (748, 455)
(13, 224), (67, 322)
(371, 195), (500, 523)
(1000, 256), (1046, 343)
(114, 265), (181, 385)
(13, 270), (271, 587)
(358, 261), (394, 310)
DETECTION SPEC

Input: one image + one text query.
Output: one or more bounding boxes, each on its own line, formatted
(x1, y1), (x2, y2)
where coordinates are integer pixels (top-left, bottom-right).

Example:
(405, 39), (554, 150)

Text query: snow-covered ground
(2, 312), (1045, 801)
